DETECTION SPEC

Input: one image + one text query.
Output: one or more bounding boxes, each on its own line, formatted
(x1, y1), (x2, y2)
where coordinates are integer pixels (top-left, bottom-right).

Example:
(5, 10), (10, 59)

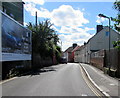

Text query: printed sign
(1, 12), (32, 61)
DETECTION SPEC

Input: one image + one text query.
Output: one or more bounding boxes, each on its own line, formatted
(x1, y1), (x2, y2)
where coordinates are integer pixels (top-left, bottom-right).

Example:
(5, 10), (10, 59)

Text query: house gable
(89, 26), (120, 51)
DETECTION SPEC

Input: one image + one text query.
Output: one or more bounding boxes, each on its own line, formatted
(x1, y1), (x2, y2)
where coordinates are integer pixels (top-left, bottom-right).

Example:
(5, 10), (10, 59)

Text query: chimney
(96, 25), (103, 33)
(73, 43), (77, 49)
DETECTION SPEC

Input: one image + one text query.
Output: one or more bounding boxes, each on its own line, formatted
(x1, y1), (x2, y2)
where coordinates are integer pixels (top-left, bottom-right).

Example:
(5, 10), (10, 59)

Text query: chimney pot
(97, 25), (103, 33)
(73, 43), (77, 49)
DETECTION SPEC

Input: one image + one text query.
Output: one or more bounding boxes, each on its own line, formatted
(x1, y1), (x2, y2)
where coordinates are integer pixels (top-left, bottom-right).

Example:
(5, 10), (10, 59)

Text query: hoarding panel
(1, 12), (32, 61)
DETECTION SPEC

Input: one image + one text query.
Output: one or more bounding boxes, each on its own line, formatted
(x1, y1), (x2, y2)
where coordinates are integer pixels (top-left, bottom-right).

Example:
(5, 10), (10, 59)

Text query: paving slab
(80, 63), (120, 97)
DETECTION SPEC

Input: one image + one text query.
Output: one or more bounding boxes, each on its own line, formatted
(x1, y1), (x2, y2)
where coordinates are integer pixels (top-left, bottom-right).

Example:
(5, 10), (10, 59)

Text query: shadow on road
(18, 66), (56, 77)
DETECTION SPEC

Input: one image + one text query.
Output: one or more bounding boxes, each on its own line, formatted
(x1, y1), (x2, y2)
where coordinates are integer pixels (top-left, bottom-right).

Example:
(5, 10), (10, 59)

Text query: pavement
(80, 63), (120, 97)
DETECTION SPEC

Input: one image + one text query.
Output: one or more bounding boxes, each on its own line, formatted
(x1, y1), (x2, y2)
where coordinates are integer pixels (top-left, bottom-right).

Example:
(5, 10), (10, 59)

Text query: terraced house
(74, 25), (120, 77)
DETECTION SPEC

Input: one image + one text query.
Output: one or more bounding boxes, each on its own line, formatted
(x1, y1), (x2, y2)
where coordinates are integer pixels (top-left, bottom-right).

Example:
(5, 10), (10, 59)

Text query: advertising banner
(1, 12), (32, 61)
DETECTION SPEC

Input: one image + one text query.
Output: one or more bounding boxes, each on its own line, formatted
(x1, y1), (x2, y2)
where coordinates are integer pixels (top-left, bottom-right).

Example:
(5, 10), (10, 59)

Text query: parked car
(60, 57), (67, 64)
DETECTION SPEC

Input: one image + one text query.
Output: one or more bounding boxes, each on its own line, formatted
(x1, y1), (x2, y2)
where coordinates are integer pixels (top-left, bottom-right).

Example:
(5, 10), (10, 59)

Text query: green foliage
(112, 0), (120, 50)
(27, 20), (62, 62)
(7, 68), (19, 78)
(114, 0), (120, 11)
(113, 40), (120, 50)
(113, 0), (120, 31)
(55, 45), (62, 63)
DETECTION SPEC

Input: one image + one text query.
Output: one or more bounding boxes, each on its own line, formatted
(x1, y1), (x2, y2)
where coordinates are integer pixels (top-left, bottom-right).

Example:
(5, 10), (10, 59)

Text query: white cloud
(24, 4), (89, 27)
(37, 7), (51, 18)
(84, 27), (95, 31)
(51, 25), (59, 31)
(43, 0), (114, 2)
(82, 8), (85, 11)
(58, 26), (95, 51)
(51, 5), (89, 27)
(24, 3), (51, 18)
(59, 26), (94, 35)
(24, 2), (95, 51)
(96, 16), (107, 24)
(22, 0), (44, 5)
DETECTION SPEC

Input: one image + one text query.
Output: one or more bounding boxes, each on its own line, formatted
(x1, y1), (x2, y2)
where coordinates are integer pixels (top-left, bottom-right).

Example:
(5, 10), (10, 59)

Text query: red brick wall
(90, 50), (105, 70)
(90, 57), (104, 70)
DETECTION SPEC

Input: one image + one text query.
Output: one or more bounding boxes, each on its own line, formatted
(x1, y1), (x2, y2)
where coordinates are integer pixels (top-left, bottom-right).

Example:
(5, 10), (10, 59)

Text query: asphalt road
(2, 63), (97, 96)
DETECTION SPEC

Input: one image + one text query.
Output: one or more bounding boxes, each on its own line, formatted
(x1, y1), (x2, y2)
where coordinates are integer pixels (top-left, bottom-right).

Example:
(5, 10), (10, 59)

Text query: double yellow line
(79, 65), (105, 98)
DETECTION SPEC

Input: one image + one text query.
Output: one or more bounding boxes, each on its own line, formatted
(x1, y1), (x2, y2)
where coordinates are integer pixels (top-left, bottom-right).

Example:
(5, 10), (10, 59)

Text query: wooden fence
(105, 49), (120, 77)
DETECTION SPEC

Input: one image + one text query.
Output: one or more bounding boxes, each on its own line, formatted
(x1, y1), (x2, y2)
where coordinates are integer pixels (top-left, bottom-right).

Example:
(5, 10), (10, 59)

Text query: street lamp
(98, 14), (111, 75)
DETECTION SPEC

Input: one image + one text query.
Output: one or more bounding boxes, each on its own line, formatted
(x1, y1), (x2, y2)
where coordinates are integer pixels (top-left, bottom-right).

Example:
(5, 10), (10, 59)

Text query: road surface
(2, 63), (99, 96)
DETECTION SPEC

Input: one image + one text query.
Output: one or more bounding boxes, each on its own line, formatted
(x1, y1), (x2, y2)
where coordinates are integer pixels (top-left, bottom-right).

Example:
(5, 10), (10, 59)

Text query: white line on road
(81, 94), (88, 96)
(109, 83), (115, 86)
(80, 63), (111, 97)
(79, 65), (101, 97)
(0, 77), (17, 84)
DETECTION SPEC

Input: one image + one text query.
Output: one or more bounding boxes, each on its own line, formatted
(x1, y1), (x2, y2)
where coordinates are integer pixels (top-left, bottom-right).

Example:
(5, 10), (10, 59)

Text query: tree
(113, 0), (120, 31)
(112, 0), (120, 50)
(27, 20), (61, 62)
(114, 0), (120, 11)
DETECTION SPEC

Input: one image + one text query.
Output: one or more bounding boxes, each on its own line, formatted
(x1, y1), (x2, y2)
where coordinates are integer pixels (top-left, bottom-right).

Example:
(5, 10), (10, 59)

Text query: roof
(71, 46), (80, 52)
(87, 26), (120, 44)
(64, 47), (73, 53)
(75, 45), (85, 51)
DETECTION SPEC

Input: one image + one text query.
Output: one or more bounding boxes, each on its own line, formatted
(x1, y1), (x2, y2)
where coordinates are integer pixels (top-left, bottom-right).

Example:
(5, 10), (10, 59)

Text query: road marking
(109, 83), (115, 86)
(79, 63), (111, 97)
(0, 77), (17, 84)
(81, 94), (88, 96)
(99, 86), (109, 93)
(79, 65), (104, 98)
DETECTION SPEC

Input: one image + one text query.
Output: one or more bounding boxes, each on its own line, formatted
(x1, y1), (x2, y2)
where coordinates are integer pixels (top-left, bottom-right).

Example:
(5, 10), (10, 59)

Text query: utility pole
(32, 11), (37, 70)
(35, 11), (37, 27)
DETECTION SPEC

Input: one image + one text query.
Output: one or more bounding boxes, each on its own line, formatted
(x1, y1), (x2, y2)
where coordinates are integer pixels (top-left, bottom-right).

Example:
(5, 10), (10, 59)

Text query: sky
(22, 0), (118, 51)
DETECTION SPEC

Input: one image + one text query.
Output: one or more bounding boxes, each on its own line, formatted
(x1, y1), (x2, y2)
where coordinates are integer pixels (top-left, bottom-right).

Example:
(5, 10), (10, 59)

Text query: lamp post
(98, 14), (111, 75)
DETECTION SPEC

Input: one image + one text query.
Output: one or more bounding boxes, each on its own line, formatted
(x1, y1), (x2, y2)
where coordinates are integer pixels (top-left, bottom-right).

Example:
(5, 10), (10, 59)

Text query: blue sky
(23, 0), (117, 51)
